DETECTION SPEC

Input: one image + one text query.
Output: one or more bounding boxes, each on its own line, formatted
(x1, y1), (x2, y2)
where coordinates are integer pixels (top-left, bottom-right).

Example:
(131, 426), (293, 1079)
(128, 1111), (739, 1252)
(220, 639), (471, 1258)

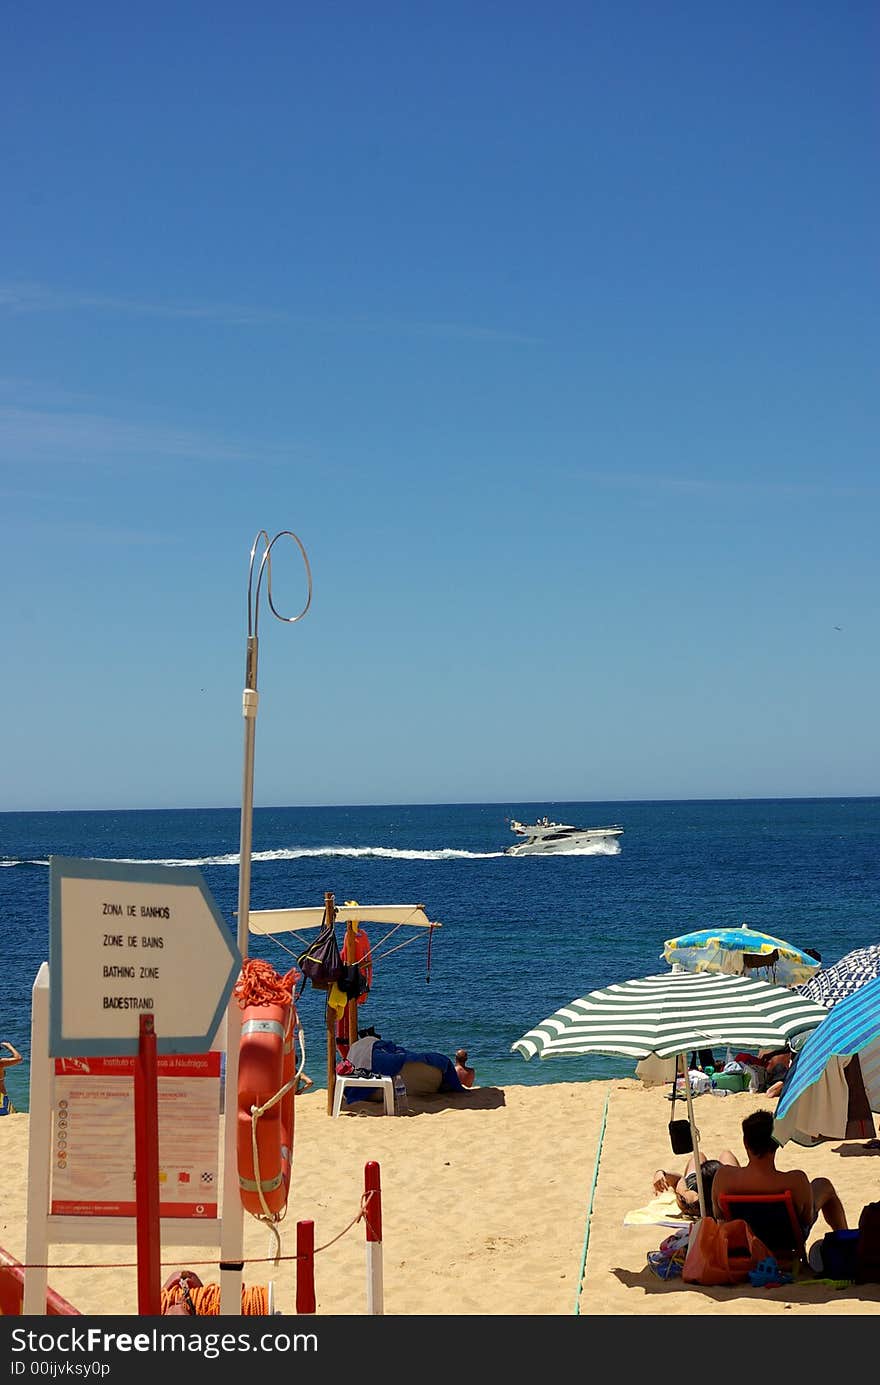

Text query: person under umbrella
(513, 968), (828, 1218)
(652, 1148), (741, 1218)
(713, 1109), (848, 1237)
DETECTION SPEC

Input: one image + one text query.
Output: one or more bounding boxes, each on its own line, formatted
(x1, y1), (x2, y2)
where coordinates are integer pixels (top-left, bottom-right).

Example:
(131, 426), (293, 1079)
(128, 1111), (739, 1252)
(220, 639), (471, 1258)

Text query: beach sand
(2, 1080), (879, 1316)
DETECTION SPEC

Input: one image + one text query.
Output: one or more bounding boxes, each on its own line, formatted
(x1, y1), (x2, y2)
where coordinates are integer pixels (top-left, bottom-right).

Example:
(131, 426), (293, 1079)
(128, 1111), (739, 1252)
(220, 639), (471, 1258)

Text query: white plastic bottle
(393, 1072), (407, 1115)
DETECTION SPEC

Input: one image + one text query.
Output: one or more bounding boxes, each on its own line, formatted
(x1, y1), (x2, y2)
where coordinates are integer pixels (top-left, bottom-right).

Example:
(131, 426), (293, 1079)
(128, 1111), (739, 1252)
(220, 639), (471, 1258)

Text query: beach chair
(716, 1190), (808, 1272)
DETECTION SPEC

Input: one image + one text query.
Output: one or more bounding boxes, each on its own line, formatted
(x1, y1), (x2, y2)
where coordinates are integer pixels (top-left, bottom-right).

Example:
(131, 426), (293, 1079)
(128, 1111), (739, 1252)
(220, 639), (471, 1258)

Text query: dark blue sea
(2, 799), (878, 1111)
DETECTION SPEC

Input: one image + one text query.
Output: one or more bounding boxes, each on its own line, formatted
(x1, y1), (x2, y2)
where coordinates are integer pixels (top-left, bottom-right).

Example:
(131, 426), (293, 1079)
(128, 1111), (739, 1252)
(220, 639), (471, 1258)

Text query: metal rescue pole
(678, 1053), (707, 1219)
(220, 530), (312, 1314)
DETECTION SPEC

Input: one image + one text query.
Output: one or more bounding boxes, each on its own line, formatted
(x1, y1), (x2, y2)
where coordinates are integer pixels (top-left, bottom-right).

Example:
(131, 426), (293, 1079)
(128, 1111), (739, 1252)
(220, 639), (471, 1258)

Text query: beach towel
(346, 1035), (378, 1070)
(773, 1053), (850, 1147)
(624, 1189), (691, 1228)
(635, 1054), (677, 1086)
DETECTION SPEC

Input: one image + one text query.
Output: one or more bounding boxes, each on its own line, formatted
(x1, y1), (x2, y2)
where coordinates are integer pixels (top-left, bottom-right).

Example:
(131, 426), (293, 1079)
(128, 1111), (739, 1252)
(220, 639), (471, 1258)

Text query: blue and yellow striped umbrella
(663, 925), (820, 988)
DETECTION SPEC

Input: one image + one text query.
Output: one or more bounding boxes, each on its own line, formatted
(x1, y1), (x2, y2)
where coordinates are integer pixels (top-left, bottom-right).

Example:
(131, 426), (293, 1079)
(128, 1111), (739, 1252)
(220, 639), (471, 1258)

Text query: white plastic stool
(331, 1075), (395, 1117)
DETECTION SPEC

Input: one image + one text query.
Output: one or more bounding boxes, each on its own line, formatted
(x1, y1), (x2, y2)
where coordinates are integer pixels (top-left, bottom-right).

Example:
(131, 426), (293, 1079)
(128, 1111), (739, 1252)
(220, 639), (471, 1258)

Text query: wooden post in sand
(325, 892), (338, 1116)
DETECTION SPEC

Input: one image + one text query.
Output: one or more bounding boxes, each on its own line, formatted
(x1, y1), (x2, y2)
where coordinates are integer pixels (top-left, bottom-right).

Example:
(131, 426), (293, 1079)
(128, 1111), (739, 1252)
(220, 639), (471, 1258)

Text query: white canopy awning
(247, 904), (440, 935)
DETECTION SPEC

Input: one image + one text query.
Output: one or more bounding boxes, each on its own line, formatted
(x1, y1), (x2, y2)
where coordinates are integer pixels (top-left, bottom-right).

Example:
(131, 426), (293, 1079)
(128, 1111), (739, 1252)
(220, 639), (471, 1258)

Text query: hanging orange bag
(682, 1217), (771, 1285)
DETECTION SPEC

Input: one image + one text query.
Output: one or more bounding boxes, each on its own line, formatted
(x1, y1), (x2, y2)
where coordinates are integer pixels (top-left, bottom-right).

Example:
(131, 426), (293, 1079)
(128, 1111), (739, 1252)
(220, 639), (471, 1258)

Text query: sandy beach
(2, 1079), (880, 1317)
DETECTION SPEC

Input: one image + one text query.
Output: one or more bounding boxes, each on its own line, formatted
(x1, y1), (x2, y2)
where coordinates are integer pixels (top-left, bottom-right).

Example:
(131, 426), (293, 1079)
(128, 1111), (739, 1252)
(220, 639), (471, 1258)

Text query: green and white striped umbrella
(512, 969), (828, 1062)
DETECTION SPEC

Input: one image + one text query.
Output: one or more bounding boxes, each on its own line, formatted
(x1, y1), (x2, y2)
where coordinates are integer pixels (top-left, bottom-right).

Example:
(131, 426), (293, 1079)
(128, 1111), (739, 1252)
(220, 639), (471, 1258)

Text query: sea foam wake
(2, 840), (620, 868)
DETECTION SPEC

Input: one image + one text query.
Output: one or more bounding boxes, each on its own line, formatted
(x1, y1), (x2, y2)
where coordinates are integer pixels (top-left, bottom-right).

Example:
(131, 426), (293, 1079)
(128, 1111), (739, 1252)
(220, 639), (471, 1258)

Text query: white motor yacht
(505, 816), (624, 855)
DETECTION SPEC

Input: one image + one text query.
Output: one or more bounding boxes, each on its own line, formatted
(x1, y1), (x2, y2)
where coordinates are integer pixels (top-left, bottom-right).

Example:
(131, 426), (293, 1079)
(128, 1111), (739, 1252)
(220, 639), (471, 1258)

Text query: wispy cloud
(0, 280), (540, 344)
(0, 376), (98, 409)
(0, 403), (282, 465)
(333, 313), (542, 345)
(2, 516), (179, 546)
(579, 467), (876, 499)
(0, 281), (284, 327)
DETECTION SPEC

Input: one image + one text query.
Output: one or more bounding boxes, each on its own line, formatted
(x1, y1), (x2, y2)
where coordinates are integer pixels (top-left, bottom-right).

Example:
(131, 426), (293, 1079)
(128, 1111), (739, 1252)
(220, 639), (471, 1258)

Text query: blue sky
(2, 2), (877, 811)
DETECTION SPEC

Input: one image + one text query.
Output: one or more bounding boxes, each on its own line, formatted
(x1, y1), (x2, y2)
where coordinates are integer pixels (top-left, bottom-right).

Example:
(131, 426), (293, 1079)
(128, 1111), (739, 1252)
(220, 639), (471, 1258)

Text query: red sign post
(134, 1015), (161, 1315)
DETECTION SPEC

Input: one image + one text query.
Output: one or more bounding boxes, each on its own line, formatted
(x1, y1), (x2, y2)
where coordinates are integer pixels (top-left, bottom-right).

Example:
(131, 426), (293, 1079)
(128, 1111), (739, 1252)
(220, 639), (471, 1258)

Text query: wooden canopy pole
(325, 891), (337, 1116)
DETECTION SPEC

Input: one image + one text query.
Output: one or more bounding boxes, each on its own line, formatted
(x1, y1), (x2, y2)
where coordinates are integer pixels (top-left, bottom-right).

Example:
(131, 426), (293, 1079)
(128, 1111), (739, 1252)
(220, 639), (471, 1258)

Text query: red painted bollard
(296, 1219), (316, 1314)
(364, 1161), (384, 1315)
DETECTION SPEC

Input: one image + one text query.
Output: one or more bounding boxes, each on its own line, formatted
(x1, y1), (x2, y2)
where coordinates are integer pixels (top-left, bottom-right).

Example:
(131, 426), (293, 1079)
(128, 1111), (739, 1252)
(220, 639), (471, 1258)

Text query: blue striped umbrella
(774, 974), (880, 1142)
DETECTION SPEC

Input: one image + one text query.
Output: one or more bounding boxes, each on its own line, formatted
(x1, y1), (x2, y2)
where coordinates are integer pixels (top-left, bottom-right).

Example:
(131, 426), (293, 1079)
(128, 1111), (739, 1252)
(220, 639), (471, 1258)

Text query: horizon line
(1, 793), (877, 816)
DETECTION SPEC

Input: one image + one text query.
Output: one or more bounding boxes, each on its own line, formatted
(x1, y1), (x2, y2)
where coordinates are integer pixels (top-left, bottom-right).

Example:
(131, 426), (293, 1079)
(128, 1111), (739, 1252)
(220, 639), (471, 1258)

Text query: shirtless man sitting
(454, 1049), (475, 1088)
(711, 1108), (847, 1238)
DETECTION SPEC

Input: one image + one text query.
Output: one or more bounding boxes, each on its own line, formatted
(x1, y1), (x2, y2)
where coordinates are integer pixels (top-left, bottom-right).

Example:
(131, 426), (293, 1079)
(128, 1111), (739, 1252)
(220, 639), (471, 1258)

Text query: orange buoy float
(234, 959), (300, 1221)
(349, 925), (372, 1004)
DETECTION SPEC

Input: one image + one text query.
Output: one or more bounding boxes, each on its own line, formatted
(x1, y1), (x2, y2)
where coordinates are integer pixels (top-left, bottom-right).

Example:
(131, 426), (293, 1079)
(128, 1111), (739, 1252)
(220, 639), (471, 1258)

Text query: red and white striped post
(296, 1220), (316, 1314)
(364, 1161), (384, 1315)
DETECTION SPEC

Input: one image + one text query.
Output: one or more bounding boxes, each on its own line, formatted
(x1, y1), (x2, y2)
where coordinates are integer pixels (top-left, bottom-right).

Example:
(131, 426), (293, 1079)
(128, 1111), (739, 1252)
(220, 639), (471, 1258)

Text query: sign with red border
(51, 1053), (221, 1218)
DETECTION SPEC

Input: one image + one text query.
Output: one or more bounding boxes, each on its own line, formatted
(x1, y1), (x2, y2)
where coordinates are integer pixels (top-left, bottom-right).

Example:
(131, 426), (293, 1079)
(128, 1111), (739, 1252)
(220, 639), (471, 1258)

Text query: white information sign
(49, 857), (241, 1056)
(51, 1053), (221, 1218)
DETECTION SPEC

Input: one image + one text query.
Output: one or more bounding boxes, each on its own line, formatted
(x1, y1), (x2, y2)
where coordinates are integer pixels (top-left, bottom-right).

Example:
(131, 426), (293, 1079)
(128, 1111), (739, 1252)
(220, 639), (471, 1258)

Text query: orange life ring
(237, 1000), (295, 1219)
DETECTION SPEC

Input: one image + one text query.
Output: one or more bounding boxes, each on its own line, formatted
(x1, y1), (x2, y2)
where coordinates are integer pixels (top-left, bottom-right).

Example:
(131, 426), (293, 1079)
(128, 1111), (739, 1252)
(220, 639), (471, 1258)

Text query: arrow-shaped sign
(48, 857), (242, 1057)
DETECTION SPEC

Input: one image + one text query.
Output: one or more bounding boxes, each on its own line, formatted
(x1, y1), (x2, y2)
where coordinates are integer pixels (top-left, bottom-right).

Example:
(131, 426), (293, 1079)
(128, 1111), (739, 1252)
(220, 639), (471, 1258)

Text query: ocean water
(1, 798), (878, 1111)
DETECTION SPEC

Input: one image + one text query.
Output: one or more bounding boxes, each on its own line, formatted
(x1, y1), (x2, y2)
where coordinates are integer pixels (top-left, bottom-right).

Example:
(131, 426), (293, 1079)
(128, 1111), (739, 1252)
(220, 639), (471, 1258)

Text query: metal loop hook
(247, 530), (312, 641)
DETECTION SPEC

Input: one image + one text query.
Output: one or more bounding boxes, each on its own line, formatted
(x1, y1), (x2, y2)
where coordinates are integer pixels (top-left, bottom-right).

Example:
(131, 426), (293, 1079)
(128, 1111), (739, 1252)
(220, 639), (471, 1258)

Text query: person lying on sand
(653, 1149), (741, 1217)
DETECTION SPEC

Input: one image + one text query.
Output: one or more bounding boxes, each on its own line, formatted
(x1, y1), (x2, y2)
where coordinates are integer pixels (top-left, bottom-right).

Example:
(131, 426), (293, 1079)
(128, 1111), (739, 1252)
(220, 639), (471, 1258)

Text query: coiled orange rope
(233, 957), (300, 1008)
(161, 1281), (269, 1315)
